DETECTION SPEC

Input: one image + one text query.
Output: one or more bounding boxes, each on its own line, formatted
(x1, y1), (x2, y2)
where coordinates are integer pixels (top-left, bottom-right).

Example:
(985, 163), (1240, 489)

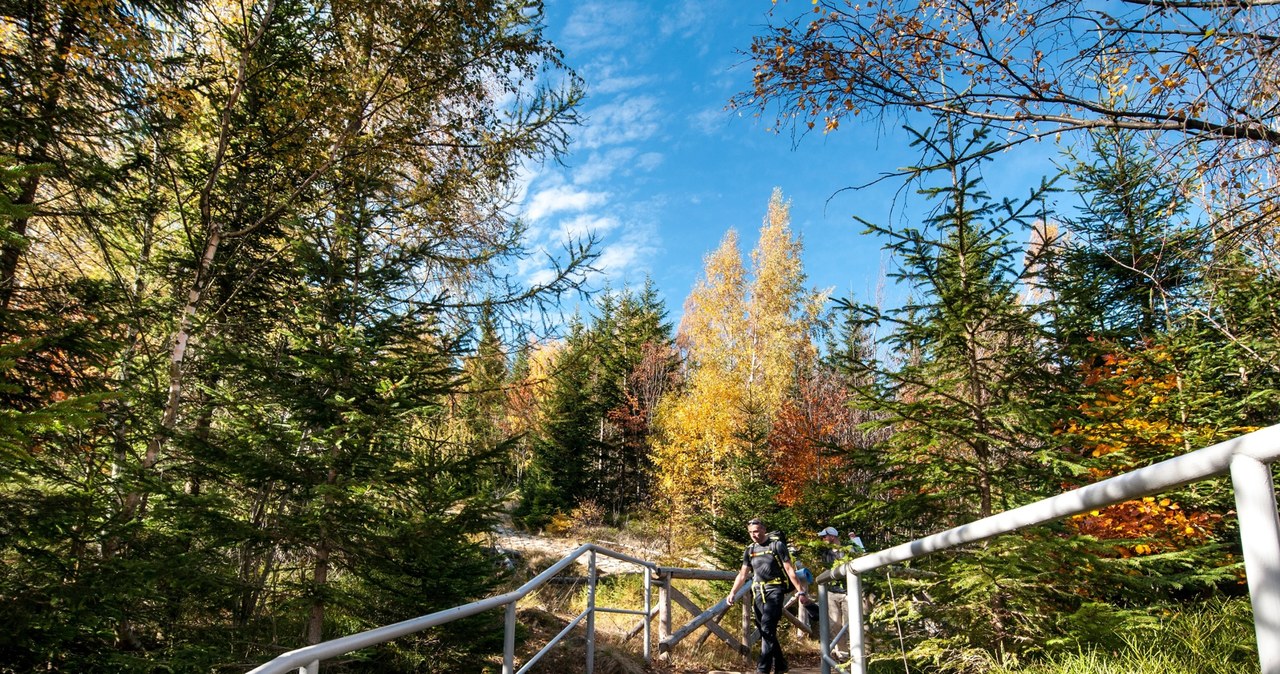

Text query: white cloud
(691, 106), (732, 135)
(581, 61), (655, 96)
(579, 95), (661, 149)
(572, 148), (636, 184)
(562, 1), (645, 52)
(524, 184), (609, 222)
(593, 74), (655, 96)
(635, 152), (664, 172)
(595, 242), (645, 277)
(659, 2), (705, 39)
(525, 266), (560, 289)
(556, 213), (621, 242)
(592, 219), (661, 284)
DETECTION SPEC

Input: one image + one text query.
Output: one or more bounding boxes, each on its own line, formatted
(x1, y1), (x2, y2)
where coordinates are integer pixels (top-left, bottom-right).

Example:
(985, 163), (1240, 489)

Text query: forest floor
(491, 512), (711, 575)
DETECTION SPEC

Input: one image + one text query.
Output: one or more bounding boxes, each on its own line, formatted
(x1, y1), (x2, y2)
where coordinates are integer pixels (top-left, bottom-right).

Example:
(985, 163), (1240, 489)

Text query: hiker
(847, 527), (866, 553)
(818, 526), (850, 659)
(727, 518), (810, 674)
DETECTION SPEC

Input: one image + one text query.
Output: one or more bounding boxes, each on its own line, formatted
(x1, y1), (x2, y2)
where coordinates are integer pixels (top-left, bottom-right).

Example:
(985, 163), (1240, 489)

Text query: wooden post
(667, 585), (745, 653)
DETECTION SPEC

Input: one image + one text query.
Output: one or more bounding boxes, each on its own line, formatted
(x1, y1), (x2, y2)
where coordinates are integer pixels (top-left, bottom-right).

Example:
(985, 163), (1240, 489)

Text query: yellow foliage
(652, 189), (825, 525)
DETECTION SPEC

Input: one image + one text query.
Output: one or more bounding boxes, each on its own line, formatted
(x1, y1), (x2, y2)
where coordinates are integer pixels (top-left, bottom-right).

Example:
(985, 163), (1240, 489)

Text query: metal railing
(246, 543), (657, 674)
(246, 423), (1280, 673)
(813, 423), (1280, 674)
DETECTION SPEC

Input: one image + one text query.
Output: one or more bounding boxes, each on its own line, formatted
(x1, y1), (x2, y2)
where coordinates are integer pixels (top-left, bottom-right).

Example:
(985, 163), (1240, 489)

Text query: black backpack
(765, 530), (795, 594)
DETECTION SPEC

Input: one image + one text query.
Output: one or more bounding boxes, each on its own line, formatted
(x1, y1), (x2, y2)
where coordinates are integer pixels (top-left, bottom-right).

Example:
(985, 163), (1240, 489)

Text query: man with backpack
(727, 518), (811, 674)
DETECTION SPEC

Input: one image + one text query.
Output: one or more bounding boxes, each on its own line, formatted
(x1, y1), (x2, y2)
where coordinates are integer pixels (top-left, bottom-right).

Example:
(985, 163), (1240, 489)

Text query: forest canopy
(2, 0), (1278, 672)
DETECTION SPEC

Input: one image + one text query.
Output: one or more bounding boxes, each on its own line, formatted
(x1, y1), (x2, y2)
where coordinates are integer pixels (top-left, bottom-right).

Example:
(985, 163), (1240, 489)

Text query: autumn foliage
(768, 369), (852, 505)
(1060, 344), (1250, 558)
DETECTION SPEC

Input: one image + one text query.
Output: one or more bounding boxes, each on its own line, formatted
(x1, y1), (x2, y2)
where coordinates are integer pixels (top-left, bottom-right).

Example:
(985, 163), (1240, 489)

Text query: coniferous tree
(1046, 129), (1206, 350)
(0, 1), (588, 670)
(590, 282), (674, 517)
(1039, 130), (1270, 624)
(836, 116), (1066, 663)
(460, 302), (513, 490)
(514, 281), (674, 527)
(517, 320), (597, 528)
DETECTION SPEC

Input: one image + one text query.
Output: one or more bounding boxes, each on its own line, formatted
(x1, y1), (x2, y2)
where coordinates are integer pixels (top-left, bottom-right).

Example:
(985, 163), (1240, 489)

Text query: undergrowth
(987, 597), (1257, 674)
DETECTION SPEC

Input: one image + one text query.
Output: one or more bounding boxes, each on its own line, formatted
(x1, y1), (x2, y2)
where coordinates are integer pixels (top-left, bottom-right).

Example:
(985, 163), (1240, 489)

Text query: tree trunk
(308, 461), (339, 645)
(1, 8), (79, 309)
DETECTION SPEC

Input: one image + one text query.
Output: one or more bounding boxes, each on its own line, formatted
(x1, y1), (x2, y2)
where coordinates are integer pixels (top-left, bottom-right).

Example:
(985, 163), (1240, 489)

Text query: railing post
(301, 660), (318, 674)
(587, 549), (597, 674)
(642, 566), (653, 661)
(1231, 453), (1280, 674)
(658, 573), (671, 657)
(848, 568), (865, 674)
(818, 584), (831, 674)
(503, 600), (517, 674)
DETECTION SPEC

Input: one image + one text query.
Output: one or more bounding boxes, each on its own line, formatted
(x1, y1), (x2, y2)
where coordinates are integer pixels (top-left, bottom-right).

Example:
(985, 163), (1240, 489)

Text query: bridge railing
(245, 542), (752, 673)
(813, 423), (1280, 674)
(246, 542), (658, 674)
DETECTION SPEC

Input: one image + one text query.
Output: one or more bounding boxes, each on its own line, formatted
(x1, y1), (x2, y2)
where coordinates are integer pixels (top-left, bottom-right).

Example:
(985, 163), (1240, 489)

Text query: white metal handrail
(812, 423), (1280, 674)
(246, 542), (657, 674)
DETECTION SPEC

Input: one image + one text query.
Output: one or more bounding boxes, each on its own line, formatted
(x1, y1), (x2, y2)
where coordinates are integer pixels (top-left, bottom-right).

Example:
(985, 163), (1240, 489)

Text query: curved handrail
(810, 422), (1280, 674)
(247, 543), (659, 674)
(816, 423), (1280, 583)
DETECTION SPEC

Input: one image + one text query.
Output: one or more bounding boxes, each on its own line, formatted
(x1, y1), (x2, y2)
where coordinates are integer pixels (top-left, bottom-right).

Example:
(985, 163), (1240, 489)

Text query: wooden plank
(622, 607), (659, 643)
(658, 581), (752, 653)
(781, 595), (815, 638)
(667, 585), (746, 655)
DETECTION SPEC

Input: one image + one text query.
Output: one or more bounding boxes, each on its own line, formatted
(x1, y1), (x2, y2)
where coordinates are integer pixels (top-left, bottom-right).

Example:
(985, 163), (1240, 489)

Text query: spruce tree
(517, 320), (598, 528)
(836, 116), (1067, 662)
(1041, 130), (1272, 624)
(1046, 129), (1206, 350)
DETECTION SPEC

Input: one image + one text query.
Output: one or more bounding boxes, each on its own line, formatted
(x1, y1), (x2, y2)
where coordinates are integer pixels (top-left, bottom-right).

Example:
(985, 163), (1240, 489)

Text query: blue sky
(517, 0), (1058, 322)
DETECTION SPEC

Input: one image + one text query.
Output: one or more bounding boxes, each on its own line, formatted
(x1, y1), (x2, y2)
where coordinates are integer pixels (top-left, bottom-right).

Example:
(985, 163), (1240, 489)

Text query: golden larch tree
(651, 189), (826, 527)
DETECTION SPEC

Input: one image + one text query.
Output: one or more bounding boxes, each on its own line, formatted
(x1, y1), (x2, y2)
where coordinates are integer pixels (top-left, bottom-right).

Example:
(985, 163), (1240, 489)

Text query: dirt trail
(492, 524), (647, 575)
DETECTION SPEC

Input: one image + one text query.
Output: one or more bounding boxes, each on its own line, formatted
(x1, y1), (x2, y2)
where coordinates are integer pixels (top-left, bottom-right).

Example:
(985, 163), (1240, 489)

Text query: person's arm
(782, 560), (811, 604)
(726, 564), (751, 606)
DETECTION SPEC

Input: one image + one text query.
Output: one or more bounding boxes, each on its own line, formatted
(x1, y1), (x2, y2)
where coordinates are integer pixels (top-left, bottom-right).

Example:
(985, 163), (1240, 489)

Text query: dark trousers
(752, 585), (787, 674)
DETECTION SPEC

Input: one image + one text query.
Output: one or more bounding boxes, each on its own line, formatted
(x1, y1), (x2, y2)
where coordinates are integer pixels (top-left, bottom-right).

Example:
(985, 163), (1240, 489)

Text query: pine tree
(517, 320), (597, 528)
(0, 1), (588, 670)
(1045, 129), (1206, 349)
(1041, 130), (1275, 621)
(459, 302), (513, 489)
(514, 282), (676, 528)
(589, 282), (674, 518)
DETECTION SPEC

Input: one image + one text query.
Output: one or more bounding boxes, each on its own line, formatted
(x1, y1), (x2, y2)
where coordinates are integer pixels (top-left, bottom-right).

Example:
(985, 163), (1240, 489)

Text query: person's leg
(805, 602), (819, 631)
(753, 593), (770, 673)
(759, 590), (787, 673)
(827, 591), (845, 636)
(829, 591), (848, 657)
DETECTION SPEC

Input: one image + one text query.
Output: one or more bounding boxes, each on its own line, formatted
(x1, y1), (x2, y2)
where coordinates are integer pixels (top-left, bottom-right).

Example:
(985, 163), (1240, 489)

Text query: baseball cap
(818, 526), (839, 537)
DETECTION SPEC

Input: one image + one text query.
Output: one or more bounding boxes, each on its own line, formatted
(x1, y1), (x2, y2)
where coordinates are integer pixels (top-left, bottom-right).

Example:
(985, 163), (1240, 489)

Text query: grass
(990, 597), (1258, 674)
